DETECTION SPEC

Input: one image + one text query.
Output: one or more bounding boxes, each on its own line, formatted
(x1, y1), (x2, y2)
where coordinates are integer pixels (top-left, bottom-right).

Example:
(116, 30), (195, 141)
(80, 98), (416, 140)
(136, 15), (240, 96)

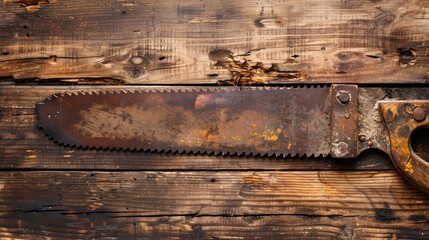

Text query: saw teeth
(41, 84), (332, 104)
(46, 131), (328, 158)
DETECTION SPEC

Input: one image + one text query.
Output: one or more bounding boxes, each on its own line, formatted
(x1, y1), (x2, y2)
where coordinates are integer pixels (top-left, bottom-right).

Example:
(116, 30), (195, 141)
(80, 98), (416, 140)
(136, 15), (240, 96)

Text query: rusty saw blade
(36, 86), (331, 157)
(36, 85), (429, 194)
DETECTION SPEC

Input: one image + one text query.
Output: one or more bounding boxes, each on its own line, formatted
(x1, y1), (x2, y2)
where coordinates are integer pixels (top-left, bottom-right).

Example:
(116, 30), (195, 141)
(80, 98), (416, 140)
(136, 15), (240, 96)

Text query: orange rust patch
(380, 101), (429, 193)
(404, 159), (414, 174)
(198, 129), (219, 143)
(260, 128), (282, 142)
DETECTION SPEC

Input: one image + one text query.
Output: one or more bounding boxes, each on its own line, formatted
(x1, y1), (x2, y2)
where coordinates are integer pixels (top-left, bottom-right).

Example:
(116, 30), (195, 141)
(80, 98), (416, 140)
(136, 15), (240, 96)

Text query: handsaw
(36, 84), (429, 192)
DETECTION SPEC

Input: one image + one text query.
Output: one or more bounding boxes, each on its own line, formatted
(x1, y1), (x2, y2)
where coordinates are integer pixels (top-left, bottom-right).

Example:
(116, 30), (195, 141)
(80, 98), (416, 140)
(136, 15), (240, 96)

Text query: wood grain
(0, 171), (427, 217)
(1, 0), (428, 238)
(0, 171), (428, 239)
(0, 0), (428, 84)
(0, 214), (428, 239)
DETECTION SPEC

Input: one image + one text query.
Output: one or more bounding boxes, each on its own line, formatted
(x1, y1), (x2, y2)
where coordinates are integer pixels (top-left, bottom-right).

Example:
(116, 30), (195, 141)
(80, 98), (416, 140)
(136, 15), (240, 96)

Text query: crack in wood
(209, 49), (306, 86)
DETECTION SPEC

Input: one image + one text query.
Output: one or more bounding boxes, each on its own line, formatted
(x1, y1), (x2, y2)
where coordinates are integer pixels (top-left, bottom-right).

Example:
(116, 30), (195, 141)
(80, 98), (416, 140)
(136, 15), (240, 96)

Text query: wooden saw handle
(380, 101), (429, 193)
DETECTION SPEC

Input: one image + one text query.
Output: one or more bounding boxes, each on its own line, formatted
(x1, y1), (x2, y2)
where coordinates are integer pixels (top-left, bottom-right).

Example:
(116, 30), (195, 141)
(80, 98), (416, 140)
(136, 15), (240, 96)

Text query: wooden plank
(0, 84), (393, 170)
(0, 171), (428, 217)
(0, 0), (428, 84)
(0, 213), (428, 239)
(0, 170), (428, 238)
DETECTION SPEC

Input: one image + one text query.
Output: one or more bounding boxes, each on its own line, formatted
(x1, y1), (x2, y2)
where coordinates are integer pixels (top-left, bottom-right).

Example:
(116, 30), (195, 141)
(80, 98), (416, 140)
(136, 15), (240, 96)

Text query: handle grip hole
(410, 127), (429, 161)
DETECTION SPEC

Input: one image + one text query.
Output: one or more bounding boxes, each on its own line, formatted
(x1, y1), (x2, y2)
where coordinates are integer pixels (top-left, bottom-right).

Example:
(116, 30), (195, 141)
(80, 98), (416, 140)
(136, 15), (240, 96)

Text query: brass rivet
(413, 107), (426, 122)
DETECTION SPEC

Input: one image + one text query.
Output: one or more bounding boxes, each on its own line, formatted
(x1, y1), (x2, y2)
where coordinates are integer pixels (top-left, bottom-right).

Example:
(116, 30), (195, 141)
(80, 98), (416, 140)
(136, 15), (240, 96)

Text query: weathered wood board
(1, 83), (429, 238)
(0, 0), (428, 84)
(1, 214), (428, 239)
(0, 171), (429, 239)
(1, 0), (429, 238)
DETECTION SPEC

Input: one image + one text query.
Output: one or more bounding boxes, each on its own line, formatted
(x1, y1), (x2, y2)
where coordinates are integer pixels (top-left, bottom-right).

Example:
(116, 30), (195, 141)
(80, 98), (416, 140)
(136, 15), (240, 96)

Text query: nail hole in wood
(207, 73), (219, 77)
(366, 55), (380, 59)
(48, 55), (57, 64)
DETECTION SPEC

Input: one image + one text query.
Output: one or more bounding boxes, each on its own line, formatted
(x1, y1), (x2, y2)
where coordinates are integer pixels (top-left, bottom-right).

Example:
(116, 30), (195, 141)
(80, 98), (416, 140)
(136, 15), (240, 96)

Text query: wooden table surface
(0, 0), (428, 239)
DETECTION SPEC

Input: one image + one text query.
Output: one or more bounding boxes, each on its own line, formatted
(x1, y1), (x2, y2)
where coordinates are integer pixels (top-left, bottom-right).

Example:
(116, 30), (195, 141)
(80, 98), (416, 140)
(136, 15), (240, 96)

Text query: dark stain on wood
(408, 214), (429, 223)
(397, 47), (417, 67)
(242, 215), (262, 224)
(374, 203), (400, 223)
(208, 49), (233, 62)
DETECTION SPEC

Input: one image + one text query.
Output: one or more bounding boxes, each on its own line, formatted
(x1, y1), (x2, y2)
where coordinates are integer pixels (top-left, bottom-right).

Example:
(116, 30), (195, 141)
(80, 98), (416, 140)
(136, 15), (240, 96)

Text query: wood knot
(208, 49), (232, 61)
(124, 66), (144, 78)
(397, 47), (416, 67)
(19, 0), (50, 12)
